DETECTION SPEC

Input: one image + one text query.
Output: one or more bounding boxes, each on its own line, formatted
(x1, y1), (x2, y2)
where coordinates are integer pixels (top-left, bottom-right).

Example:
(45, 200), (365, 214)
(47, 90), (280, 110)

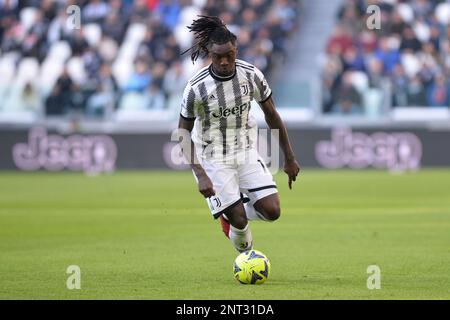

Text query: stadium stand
(321, 0), (450, 116)
(0, 0), (301, 120)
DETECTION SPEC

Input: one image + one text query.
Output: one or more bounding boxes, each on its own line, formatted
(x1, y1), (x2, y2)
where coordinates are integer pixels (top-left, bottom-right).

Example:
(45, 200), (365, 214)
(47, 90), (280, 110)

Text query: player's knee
(264, 205), (281, 221)
(228, 213), (248, 230)
(233, 219), (248, 230)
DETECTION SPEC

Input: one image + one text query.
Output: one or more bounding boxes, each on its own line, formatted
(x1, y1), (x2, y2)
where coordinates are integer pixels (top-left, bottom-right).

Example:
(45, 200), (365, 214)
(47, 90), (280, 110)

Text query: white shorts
(193, 150), (278, 219)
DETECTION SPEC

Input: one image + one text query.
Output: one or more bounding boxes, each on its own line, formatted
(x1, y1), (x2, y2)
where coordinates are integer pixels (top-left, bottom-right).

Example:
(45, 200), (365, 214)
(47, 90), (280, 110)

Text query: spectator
(83, 46), (102, 79)
(1, 0), (302, 118)
(391, 64), (409, 107)
(45, 68), (74, 115)
(357, 30), (378, 54)
(366, 58), (384, 88)
(326, 25), (353, 55)
(97, 35), (118, 63)
(374, 37), (400, 74)
(321, 56), (342, 113)
(108, 0), (130, 19)
(143, 83), (166, 110)
(163, 61), (186, 111)
(40, 0), (57, 23)
(124, 60), (152, 92)
(400, 26), (422, 53)
(427, 74), (449, 107)
(86, 82), (115, 117)
(83, 0), (110, 24)
(162, 61), (185, 97)
(411, 0), (433, 19)
(96, 63), (118, 104)
(85, 63), (118, 117)
(47, 8), (75, 44)
(21, 82), (42, 113)
(323, 0), (450, 111)
(69, 28), (89, 56)
(429, 26), (441, 52)
(156, 0), (181, 31)
(342, 46), (365, 72)
(21, 11), (47, 60)
(387, 10), (407, 36)
(332, 73), (363, 115)
(1, 20), (21, 52)
(129, 0), (151, 23)
(102, 13), (126, 44)
(407, 76), (427, 106)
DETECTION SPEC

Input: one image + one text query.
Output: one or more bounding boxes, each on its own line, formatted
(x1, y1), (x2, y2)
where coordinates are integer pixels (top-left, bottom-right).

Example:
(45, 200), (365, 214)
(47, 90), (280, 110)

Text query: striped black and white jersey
(180, 59), (272, 162)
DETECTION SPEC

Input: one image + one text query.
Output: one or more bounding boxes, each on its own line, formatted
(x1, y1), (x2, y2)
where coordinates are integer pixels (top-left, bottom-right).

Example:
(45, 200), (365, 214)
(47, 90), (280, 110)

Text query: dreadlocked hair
(181, 15), (237, 63)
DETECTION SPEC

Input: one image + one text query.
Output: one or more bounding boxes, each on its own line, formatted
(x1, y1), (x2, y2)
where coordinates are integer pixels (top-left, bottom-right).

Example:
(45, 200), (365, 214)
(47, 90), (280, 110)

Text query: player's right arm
(178, 83), (215, 198)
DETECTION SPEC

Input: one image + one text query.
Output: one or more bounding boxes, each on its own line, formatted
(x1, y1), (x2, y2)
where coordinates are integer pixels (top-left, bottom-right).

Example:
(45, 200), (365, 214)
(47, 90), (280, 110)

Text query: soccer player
(178, 16), (300, 252)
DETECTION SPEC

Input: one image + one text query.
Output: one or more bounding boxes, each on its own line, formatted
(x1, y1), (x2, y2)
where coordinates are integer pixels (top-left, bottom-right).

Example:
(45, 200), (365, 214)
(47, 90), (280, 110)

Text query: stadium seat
(118, 92), (146, 111)
(67, 57), (87, 85)
(396, 3), (414, 23)
(413, 21), (431, 43)
(174, 24), (194, 51)
(0, 54), (20, 109)
(116, 40), (139, 63)
(401, 53), (421, 78)
(0, 0), (301, 119)
(364, 88), (384, 118)
(83, 23), (102, 48)
(16, 58), (40, 86)
(0, 53), (18, 85)
(323, 0), (450, 111)
(19, 7), (39, 33)
(3, 58), (40, 111)
(350, 72), (369, 95)
(174, 5), (200, 50)
(1, 82), (41, 115)
(435, 3), (450, 25)
(124, 23), (147, 44)
(47, 41), (72, 63)
(39, 59), (64, 96)
(111, 59), (133, 88)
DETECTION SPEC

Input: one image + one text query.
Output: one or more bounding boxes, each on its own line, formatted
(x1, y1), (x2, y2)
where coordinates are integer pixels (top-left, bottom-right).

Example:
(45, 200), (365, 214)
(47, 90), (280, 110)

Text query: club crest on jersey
(211, 103), (249, 119)
(240, 84), (249, 95)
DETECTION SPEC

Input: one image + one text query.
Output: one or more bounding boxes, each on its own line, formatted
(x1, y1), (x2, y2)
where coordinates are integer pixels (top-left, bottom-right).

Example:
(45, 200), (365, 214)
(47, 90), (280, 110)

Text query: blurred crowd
(322, 0), (450, 115)
(0, 0), (300, 118)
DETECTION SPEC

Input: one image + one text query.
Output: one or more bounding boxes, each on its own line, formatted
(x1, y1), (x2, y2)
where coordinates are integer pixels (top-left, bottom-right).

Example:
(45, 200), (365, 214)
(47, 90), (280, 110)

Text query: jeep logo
(212, 103), (249, 118)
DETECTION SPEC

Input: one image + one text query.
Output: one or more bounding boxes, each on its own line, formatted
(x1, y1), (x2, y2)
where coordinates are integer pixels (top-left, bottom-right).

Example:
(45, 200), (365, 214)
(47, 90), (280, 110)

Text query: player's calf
(219, 215), (231, 238)
(223, 202), (253, 252)
(225, 204), (248, 230)
(229, 224), (253, 252)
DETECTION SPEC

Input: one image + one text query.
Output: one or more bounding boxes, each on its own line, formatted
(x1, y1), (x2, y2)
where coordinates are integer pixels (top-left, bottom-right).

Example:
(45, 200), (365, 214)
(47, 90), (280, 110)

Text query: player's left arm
(259, 96), (301, 189)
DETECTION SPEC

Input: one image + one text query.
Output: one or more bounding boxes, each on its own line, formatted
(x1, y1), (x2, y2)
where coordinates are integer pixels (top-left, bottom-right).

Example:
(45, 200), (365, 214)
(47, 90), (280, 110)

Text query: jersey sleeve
(180, 83), (197, 120)
(253, 67), (272, 103)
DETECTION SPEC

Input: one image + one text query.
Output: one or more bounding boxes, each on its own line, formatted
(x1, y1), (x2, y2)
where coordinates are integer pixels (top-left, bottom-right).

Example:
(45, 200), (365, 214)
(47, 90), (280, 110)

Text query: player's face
(209, 42), (237, 77)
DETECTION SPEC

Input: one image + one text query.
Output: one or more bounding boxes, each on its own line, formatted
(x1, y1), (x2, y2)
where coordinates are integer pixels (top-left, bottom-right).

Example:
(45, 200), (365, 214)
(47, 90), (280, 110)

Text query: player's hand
(197, 174), (216, 198)
(284, 159), (300, 190)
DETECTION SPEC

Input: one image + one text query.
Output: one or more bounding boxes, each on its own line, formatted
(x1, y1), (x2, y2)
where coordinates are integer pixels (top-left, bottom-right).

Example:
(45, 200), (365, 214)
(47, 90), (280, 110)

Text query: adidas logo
(208, 94), (217, 100)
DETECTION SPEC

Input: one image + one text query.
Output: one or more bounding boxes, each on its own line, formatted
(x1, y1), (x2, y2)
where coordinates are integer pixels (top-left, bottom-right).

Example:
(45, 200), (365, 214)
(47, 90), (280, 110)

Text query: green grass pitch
(0, 169), (449, 299)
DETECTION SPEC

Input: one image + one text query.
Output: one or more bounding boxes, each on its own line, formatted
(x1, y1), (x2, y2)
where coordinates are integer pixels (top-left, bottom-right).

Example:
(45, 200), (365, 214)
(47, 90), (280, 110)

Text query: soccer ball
(233, 249), (271, 284)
